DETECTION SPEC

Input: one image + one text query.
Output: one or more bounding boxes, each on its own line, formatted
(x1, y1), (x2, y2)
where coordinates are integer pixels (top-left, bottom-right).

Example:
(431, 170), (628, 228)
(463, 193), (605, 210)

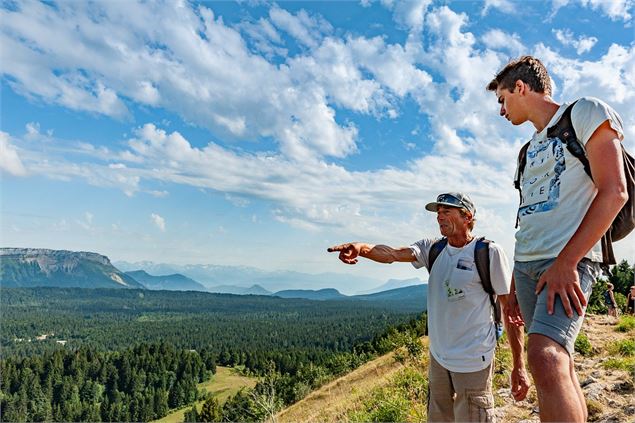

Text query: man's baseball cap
(425, 192), (476, 215)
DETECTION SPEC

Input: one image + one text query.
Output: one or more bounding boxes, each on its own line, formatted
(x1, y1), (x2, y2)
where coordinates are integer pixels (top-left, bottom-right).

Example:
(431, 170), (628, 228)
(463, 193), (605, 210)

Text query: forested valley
(0, 287), (427, 422)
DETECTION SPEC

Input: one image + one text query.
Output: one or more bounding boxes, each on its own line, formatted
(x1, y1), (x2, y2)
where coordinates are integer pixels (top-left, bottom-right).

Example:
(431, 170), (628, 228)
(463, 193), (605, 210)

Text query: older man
(328, 192), (529, 422)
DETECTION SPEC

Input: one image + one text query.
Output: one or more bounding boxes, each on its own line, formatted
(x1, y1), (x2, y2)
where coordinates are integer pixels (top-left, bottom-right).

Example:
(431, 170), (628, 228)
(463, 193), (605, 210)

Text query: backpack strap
(546, 101), (592, 179)
(474, 238), (501, 330)
(514, 141), (531, 229)
(428, 238), (448, 272)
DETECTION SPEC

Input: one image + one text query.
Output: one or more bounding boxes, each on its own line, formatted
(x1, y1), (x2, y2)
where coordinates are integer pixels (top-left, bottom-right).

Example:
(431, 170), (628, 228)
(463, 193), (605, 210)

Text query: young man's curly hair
(486, 56), (552, 96)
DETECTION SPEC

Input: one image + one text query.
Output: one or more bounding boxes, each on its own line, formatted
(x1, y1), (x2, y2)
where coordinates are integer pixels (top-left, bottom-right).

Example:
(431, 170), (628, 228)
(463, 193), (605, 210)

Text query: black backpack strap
(474, 238), (501, 330)
(514, 141), (531, 228)
(547, 101), (592, 179)
(428, 238), (448, 272)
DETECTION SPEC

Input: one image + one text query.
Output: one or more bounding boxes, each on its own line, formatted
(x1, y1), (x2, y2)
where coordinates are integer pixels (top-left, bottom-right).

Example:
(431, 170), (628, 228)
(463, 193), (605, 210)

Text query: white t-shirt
(410, 238), (511, 373)
(514, 97), (624, 262)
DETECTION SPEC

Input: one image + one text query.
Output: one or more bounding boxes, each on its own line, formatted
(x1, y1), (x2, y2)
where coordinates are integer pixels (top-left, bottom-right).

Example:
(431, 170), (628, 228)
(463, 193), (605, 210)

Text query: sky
(1, 0), (634, 284)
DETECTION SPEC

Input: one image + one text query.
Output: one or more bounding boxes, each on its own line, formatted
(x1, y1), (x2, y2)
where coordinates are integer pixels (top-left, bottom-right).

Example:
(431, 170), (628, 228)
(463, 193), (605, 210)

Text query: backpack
(428, 237), (504, 340)
(514, 101), (635, 265)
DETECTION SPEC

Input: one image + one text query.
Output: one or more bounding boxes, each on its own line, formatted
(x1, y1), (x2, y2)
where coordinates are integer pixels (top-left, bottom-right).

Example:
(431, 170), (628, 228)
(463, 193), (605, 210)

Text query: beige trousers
(427, 354), (495, 422)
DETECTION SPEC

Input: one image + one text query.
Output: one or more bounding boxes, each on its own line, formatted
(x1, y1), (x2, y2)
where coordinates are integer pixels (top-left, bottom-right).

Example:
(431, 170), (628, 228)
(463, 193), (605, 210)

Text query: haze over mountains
(114, 260), (424, 295)
(1, 248), (426, 301)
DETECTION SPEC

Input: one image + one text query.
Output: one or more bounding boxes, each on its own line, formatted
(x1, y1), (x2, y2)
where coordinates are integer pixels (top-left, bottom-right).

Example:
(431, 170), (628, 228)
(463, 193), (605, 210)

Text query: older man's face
(436, 205), (470, 237)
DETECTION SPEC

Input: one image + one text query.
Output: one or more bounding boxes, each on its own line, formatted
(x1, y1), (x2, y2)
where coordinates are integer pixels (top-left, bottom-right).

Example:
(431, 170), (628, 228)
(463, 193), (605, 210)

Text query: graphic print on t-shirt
(519, 137), (566, 217)
(444, 279), (465, 302)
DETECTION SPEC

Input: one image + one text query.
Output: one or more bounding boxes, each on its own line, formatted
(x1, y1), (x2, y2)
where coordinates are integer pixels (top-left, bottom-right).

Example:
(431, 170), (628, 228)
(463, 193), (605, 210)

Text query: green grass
(602, 357), (635, 372)
(616, 315), (635, 333)
(153, 366), (257, 423)
(607, 339), (635, 357)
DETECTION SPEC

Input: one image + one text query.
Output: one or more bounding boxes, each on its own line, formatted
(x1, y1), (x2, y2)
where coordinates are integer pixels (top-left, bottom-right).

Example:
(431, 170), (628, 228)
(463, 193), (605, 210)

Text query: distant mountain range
(274, 288), (346, 300)
(114, 260), (422, 295)
(124, 270), (207, 291)
(208, 284), (272, 296)
(356, 277), (423, 295)
(0, 248), (145, 289)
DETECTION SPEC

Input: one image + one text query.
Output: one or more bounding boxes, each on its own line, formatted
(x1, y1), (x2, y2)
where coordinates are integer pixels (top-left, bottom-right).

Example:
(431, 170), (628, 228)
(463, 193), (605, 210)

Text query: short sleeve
(488, 243), (512, 295)
(409, 238), (437, 271)
(571, 97), (624, 146)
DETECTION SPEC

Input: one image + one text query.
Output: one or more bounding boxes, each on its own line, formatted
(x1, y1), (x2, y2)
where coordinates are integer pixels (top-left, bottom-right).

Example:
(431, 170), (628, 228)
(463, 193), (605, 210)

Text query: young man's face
(496, 85), (525, 125)
(436, 206), (470, 237)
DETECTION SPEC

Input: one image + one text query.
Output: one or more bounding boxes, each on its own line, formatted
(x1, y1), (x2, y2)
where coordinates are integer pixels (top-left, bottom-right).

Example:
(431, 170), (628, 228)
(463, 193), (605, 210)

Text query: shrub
(574, 332), (594, 357)
(586, 398), (604, 420)
(616, 315), (635, 332)
(607, 339), (635, 357)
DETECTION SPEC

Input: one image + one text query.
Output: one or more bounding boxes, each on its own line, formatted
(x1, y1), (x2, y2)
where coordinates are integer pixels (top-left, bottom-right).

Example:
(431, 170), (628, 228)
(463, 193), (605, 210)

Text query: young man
(328, 192), (530, 422)
(487, 56), (628, 422)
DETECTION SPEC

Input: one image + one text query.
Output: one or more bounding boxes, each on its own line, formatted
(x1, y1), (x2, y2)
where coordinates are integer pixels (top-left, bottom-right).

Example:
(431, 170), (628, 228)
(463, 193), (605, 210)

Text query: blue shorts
(513, 258), (601, 354)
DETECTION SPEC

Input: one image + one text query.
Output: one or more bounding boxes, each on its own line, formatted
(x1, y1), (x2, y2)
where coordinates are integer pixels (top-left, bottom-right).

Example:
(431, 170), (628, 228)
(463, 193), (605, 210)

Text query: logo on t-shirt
(444, 280), (465, 302)
(519, 137), (565, 217)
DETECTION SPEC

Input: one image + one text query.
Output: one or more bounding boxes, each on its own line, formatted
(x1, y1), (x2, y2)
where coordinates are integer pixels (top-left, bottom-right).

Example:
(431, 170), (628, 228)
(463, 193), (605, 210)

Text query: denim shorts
(513, 258), (601, 354)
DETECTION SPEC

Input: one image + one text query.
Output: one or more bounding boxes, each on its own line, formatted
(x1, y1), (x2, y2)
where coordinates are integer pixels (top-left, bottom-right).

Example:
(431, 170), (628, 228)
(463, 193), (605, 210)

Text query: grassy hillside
(275, 314), (635, 422)
(153, 366), (256, 423)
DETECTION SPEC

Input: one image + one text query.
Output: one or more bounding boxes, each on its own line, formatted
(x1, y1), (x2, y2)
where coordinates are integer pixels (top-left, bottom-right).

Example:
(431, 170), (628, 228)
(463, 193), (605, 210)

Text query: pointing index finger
(327, 244), (345, 252)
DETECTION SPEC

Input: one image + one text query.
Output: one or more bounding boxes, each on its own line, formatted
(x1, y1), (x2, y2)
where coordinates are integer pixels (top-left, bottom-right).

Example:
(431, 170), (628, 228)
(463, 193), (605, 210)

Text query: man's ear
(515, 79), (526, 95)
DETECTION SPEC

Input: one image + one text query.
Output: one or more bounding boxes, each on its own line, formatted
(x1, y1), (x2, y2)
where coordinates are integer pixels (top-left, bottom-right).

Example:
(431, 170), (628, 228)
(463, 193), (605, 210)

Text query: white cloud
(550, 0), (633, 21)
(269, 6), (332, 48)
(25, 122), (40, 138)
(580, 0), (633, 21)
(482, 29), (525, 57)
(239, 17), (287, 58)
(553, 29), (598, 55)
(388, 0), (433, 32)
(482, 0), (515, 15)
(0, 132), (27, 176)
(151, 213), (166, 232)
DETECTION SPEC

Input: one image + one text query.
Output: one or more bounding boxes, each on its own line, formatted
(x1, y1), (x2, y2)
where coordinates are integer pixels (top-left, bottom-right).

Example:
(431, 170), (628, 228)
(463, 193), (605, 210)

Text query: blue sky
(2, 0), (634, 284)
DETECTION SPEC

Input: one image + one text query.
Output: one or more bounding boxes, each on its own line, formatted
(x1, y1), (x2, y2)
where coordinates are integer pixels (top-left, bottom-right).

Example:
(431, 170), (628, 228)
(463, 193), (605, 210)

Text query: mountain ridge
(0, 248), (144, 289)
(125, 270), (208, 291)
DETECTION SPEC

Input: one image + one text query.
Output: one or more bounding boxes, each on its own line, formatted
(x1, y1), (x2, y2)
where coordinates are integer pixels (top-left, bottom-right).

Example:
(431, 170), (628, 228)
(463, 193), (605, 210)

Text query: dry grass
(275, 344), (423, 423)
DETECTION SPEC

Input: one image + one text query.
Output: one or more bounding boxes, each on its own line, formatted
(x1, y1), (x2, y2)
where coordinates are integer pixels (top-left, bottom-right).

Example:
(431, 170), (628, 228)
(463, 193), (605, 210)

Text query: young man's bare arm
(327, 243), (415, 265)
(536, 120), (628, 317)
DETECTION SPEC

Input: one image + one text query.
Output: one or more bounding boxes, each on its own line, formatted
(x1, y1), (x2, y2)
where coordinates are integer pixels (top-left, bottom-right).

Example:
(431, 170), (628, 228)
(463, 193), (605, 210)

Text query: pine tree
(183, 405), (198, 422)
(198, 397), (222, 422)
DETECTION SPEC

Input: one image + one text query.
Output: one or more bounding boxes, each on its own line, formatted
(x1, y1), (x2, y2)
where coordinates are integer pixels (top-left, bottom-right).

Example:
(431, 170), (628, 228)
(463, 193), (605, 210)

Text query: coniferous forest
(0, 287), (427, 422)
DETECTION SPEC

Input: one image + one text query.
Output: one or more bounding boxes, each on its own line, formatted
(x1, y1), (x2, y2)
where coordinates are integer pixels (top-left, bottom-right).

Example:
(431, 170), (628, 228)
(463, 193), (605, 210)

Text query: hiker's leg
(524, 259), (599, 422)
(570, 353), (587, 422)
(428, 354), (455, 422)
(451, 361), (495, 422)
(528, 334), (583, 422)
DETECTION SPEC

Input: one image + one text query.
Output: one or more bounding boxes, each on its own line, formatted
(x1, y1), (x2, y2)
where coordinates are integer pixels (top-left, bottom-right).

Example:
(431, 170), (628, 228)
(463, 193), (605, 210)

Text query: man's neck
(447, 233), (473, 248)
(527, 95), (561, 133)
